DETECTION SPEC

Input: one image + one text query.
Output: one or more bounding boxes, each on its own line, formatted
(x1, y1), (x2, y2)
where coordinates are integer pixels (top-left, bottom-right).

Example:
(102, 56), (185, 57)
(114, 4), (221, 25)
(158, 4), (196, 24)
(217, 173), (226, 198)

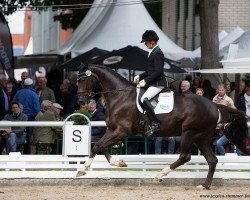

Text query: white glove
(133, 75), (140, 84)
(137, 79), (146, 87)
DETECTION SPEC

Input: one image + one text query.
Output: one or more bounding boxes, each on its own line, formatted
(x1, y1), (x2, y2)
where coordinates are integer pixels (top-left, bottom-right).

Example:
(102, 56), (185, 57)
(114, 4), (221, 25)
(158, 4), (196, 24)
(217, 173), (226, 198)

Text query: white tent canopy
(191, 57), (250, 73)
(187, 30), (229, 59)
(185, 27), (244, 60)
(56, 0), (189, 60)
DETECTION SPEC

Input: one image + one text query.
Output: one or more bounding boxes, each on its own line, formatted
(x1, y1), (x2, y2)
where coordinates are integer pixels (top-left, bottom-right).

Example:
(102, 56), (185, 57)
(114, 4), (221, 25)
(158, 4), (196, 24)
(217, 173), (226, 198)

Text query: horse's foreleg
(195, 139), (218, 190)
(76, 137), (104, 177)
(102, 146), (127, 167)
(154, 133), (193, 182)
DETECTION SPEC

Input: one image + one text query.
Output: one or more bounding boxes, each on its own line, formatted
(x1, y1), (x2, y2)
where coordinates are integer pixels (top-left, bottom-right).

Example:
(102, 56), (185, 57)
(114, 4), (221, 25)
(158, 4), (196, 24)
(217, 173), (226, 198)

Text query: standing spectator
(0, 75), (8, 120)
(60, 83), (77, 119)
(88, 99), (106, 142)
(0, 102), (28, 154)
(12, 78), (40, 154)
(16, 71), (29, 90)
(213, 84), (236, 155)
(5, 79), (18, 108)
(213, 84), (236, 109)
(202, 79), (216, 100)
(36, 76), (55, 103)
(191, 77), (201, 93)
(239, 80), (246, 93)
(236, 84), (250, 156)
(180, 80), (192, 94)
(155, 137), (175, 154)
(228, 82), (236, 104)
(68, 73), (78, 96)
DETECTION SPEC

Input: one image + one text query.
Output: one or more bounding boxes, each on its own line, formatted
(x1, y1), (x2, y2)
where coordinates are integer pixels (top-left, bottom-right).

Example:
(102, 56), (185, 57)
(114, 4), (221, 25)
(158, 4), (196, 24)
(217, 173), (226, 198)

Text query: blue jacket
(13, 88), (40, 118)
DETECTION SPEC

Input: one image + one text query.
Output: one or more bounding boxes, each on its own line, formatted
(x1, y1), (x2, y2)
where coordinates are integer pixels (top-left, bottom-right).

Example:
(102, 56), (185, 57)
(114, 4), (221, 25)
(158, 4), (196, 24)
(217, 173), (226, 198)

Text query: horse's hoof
(153, 177), (162, 182)
(76, 171), (86, 177)
(196, 185), (206, 190)
(118, 159), (127, 167)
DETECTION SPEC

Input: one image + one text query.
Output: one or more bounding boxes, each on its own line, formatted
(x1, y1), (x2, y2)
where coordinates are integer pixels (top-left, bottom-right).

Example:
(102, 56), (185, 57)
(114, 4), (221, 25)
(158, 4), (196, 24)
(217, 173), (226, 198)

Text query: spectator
(195, 88), (204, 96)
(32, 102), (63, 154)
(36, 76), (55, 103)
(228, 82), (236, 104)
(68, 73), (78, 96)
(0, 75), (8, 120)
(180, 80), (192, 94)
(60, 83), (77, 119)
(202, 79), (216, 100)
(239, 80), (246, 93)
(0, 102), (28, 154)
(12, 78), (40, 154)
(31, 100), (52, 154)
(213, 84), (236, 109)
(16, 71), (29, 90)
(191, 77), (201, 93)
(88, 99), (106, 142)
(155, 137), (175, 154)
(213, 84), (236, 155)
(5, 79), (17, 108)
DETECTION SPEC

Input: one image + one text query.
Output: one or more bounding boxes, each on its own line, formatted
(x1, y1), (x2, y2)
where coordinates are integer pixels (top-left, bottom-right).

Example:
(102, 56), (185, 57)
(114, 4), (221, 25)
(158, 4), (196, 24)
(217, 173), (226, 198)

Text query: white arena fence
(0, 120), (250, 179)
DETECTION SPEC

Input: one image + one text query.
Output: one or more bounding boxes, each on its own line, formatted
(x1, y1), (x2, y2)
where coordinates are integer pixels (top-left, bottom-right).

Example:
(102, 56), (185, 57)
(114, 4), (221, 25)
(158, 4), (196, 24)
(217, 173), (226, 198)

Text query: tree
(1, 0), (161, 30)
(0, 0), (93, 30)
(199, 0), (220, 85)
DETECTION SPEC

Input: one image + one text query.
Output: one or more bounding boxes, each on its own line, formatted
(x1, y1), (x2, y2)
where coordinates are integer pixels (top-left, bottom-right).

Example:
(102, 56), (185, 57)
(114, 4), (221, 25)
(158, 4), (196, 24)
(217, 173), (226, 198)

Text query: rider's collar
(148, 45), (159, 57)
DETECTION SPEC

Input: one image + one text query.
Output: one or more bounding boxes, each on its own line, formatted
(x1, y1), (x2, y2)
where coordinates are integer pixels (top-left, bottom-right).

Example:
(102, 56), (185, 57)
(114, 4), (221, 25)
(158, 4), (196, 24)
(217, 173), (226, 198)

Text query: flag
(0, 12), (14, 78)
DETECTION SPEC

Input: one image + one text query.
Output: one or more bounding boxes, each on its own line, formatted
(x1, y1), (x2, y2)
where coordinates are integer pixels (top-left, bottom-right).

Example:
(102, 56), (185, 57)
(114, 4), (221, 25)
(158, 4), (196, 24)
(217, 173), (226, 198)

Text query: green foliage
(1, 0), (161, 30)
(72, 108), (91, 125)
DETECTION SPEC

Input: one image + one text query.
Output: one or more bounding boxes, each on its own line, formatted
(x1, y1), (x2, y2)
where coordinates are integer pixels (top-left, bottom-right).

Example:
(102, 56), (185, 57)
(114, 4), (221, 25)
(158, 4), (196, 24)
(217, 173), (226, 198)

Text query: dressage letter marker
(64, 125), (90, 155)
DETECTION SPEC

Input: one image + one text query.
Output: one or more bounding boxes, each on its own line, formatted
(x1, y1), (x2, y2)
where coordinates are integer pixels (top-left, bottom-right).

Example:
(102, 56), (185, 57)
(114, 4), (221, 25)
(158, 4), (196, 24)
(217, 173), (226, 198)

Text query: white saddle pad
(136, 89), (174, 114)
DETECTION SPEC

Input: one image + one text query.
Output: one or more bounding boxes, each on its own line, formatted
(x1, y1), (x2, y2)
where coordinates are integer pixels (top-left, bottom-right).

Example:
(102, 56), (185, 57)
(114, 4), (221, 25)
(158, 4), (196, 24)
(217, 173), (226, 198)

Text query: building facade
(162, 0), (250, 50)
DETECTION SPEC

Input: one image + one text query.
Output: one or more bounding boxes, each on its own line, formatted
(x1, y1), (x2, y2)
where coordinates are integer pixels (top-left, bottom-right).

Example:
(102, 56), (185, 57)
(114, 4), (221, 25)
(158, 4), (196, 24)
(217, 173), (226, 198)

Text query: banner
(0, 12), (14, 78)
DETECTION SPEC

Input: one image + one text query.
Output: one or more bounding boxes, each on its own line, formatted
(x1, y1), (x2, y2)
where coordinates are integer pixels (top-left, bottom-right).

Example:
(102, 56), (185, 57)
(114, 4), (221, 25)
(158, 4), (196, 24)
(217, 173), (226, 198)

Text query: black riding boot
(142, 98), (160, 135)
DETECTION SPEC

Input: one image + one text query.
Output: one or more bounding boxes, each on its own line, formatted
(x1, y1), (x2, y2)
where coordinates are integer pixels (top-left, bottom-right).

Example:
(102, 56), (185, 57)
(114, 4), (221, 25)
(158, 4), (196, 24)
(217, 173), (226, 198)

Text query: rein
(78, 87), (134, 97)
(77, 70), (134, 97)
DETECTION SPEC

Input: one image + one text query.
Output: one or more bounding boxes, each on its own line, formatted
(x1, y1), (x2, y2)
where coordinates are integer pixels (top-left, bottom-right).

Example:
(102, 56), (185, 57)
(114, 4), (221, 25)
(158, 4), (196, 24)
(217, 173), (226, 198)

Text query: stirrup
(145, 123), (160, 136)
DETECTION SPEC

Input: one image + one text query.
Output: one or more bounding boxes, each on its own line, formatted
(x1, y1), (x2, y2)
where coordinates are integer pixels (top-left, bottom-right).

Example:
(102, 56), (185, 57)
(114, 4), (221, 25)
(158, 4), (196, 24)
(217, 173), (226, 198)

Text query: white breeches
(141, 86), (164, 102)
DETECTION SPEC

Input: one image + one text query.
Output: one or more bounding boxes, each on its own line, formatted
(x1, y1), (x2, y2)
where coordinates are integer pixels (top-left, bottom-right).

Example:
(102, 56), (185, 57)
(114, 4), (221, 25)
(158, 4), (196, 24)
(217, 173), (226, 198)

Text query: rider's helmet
(141, 30), (159, 43)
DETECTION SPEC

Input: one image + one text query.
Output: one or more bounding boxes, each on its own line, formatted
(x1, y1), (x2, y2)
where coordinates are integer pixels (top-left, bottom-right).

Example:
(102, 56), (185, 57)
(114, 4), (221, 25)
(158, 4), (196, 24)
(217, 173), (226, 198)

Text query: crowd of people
(0, 71), (103, 155)
(0, 70), (249, 156)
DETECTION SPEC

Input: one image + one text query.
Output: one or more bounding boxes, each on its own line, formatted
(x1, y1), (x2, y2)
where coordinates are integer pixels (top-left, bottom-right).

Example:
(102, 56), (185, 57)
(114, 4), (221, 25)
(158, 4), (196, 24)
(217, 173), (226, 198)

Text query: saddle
(136, 87), (174, 114)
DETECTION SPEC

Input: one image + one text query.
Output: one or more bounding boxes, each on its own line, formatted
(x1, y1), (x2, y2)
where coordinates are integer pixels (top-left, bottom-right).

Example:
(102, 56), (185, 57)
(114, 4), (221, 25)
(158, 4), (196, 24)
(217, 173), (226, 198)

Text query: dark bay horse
(76, 65), (250, 189)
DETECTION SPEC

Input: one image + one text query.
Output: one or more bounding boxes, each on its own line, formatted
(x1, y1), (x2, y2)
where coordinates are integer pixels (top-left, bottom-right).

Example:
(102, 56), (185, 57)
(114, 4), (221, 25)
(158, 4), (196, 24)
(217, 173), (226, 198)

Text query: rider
(134, 30), (167, 135)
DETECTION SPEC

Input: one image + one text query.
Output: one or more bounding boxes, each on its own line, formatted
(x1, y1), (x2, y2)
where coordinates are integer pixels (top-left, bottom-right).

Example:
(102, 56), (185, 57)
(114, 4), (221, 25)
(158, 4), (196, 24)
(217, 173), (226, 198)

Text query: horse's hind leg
(195, 139), (218, 190)
(154, 132), (193, 182)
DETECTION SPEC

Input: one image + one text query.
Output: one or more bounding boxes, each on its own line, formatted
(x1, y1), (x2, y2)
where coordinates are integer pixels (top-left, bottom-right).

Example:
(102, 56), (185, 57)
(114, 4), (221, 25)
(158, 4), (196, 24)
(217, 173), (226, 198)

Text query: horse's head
(77, 64), (100, 103)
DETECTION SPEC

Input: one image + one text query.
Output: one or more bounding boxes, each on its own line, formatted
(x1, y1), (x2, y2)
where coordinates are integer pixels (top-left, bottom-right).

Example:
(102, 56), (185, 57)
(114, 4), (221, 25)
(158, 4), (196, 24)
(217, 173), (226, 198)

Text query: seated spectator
(12, 78), (40, 154)
(0, 102), (28, 154)
(31, 100), (52, 154)
(32, 101), (62, 154)
(88, 99), (106, 142)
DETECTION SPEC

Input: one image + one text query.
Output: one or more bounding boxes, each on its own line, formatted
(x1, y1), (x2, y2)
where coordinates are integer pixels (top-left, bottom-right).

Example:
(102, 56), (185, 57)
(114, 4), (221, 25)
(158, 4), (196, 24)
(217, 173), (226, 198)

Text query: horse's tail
(217, 104), (250, 155)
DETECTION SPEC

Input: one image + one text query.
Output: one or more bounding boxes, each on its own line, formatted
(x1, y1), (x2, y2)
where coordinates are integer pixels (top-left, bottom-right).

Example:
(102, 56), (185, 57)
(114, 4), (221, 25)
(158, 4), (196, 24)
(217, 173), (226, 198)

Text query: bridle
(77, 69), (134, 98)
